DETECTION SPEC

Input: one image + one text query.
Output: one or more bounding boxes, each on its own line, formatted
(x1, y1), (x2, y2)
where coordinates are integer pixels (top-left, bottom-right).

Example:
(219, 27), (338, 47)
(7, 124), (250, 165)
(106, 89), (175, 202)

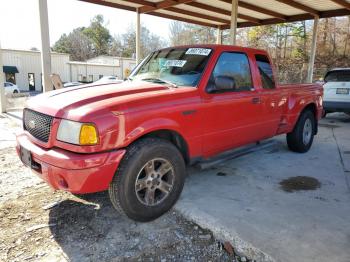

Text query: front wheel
(109, 138), (186, 222)
(287, 110), (316, 153)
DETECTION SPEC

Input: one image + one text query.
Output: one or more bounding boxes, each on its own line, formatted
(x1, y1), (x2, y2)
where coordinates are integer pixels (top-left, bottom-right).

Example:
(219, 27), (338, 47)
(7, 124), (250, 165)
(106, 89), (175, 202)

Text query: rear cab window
(255, 54), (275, 89)
(325, 70), (350, 82)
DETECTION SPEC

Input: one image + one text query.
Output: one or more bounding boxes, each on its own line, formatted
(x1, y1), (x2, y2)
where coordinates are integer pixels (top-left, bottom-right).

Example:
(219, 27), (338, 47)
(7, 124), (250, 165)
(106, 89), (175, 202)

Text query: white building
(2, 49), (70, 92)
(2, 49), (136, 92)
(69, 56), (136, 83)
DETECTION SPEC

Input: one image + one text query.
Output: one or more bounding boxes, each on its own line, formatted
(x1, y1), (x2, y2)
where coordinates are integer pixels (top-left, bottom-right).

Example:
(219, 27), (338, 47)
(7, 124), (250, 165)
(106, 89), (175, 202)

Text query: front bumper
(16, 133), (126, 193)
(323, 101), (350, 112)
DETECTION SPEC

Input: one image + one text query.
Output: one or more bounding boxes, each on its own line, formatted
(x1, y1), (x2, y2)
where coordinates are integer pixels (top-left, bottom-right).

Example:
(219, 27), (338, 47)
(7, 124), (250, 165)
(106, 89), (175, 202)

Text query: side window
(208, 52), (253, 92)
(255, 54), (275, 89)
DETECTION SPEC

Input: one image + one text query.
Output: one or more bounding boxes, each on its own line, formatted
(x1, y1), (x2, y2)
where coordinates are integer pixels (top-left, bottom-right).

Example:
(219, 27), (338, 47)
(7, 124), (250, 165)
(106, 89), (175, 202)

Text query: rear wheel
(13, 90), (18, 94)
(287, 110), (316, 153)
(109, 138), (186, 222)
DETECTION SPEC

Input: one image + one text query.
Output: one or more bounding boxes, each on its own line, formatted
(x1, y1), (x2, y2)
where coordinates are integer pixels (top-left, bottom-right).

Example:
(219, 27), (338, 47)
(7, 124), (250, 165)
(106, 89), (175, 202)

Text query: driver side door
(201, 51), (263, 156)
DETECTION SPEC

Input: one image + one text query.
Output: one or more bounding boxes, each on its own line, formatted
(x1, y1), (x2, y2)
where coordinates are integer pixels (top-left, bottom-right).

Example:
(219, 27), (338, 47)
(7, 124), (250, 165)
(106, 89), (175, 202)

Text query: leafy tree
(52, 15), (166, 60)
(114, 23), (167, 58)
(52, 28), (94, 61)
(52, 15), (111, 60)
(82, 15), (112, 56)
(222, 17), (350, 83)
(169, 21), (216, 45)
(109, 36), (123, 57)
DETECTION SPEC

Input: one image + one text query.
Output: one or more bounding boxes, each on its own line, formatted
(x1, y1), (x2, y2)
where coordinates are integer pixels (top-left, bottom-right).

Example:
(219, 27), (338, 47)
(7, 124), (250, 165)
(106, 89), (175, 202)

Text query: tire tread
(286, 110), (315, 153)
(108, 137), (185, 221)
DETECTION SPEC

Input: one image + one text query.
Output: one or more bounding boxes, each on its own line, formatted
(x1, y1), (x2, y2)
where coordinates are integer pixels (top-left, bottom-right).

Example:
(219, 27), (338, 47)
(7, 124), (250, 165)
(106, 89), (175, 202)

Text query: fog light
(58, 177), (68, 189)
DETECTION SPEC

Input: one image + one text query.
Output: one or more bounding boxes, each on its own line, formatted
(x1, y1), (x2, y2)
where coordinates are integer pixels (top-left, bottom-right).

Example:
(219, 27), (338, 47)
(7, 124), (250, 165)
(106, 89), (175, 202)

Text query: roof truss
(274, 0), (319, 16)
(330, 0), (350, 10)
(139, 0), (195, 13)
(80, 0), (350, 29)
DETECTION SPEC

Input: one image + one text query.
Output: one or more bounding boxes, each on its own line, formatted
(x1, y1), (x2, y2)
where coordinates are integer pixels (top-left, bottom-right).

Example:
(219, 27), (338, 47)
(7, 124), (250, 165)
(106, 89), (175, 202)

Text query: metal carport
(1, 0), (350, 112)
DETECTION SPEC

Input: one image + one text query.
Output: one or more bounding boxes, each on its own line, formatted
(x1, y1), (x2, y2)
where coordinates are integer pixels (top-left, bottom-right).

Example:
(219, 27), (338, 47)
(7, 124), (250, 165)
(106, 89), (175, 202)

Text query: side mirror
(214, 75), (236, 92)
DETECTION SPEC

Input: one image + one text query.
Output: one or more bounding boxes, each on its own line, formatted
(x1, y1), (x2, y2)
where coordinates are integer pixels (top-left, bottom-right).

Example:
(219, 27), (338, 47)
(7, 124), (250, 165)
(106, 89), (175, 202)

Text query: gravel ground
(0, 116), (249, 262)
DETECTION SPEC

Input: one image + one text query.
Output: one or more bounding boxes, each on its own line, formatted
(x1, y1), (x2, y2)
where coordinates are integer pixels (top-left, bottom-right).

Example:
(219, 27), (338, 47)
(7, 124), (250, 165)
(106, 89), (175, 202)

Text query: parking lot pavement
(175, 113), (350, 262)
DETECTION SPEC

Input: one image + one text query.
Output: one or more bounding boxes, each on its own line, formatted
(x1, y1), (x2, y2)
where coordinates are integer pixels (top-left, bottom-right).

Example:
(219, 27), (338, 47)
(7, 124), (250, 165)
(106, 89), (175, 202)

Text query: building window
(28, 73), (35, 91)
(5, 73), (16, 84)
(78, 74), (83, 81)
(88, 75), (93, 82)
(3, 66), (18, 84)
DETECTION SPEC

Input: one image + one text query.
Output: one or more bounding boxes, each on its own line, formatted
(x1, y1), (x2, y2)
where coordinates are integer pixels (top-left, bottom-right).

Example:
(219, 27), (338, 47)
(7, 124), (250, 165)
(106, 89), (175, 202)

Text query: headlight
(57, 119), (99, 145)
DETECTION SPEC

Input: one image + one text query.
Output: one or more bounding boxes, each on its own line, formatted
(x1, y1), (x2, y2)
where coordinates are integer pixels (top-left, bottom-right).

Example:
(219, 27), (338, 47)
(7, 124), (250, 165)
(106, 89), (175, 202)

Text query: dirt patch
(279, 176), (321, 193)
(0, 186), (242, 262)
(0, 147), (42, 202)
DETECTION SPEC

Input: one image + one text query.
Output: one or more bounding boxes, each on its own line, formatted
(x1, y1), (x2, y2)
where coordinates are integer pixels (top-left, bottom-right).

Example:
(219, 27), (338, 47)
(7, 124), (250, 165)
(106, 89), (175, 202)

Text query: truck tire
(286, 110), (315, 153)
(109, 138), (186, 222)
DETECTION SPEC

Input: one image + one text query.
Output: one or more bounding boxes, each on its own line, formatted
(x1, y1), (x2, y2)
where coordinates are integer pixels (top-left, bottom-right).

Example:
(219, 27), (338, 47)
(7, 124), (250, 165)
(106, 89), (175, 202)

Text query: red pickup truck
(17, 45), (323, 221)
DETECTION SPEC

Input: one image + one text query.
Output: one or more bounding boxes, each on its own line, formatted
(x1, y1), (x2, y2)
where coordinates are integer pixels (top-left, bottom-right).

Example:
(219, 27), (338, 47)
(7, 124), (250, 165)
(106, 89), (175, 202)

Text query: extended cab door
(201, 51), (266, 156)
(253, 53), (283, 137)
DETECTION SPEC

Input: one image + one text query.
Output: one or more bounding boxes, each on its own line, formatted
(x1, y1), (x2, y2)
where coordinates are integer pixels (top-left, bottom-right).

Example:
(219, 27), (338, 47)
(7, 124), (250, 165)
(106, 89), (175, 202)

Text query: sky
(0, 0), (171, 50)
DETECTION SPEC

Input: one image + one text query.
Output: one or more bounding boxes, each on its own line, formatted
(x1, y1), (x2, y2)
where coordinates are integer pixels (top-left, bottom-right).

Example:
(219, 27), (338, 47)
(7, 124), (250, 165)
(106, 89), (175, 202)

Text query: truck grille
(23, 109), (53, 143)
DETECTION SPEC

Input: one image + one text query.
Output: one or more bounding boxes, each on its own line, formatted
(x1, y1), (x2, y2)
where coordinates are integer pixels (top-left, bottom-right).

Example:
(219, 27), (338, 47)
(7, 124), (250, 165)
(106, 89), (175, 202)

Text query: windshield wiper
(141, 78), (178, 88)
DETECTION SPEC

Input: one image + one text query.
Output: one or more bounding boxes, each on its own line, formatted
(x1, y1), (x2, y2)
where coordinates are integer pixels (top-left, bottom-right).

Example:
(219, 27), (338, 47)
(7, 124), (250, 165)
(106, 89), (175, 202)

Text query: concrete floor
(176, 113), (350, 262)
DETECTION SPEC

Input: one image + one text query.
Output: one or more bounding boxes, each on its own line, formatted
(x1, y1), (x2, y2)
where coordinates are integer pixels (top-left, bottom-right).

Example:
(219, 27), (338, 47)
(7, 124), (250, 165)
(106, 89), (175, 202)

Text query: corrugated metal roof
(80, 0), (350, 28)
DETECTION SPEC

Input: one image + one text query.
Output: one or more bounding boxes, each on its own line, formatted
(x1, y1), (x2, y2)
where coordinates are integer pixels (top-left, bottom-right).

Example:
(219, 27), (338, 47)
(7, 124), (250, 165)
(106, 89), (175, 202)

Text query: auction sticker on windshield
(186, 48), (211, 56)
(164, 60), (187, 67)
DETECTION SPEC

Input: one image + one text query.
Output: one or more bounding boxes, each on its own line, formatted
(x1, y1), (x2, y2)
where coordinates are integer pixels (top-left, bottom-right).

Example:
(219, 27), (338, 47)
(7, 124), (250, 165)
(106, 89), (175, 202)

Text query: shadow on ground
(48, 191), (148, 261)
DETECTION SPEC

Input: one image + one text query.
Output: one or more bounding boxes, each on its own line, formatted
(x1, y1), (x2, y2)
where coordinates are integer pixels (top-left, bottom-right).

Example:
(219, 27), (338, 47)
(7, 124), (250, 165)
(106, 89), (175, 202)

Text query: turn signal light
(79, 124), (99, 145)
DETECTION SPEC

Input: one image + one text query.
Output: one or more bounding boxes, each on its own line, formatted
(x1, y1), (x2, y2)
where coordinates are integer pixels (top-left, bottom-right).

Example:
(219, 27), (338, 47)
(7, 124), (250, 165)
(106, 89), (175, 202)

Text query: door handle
(252, 97), (261, 104)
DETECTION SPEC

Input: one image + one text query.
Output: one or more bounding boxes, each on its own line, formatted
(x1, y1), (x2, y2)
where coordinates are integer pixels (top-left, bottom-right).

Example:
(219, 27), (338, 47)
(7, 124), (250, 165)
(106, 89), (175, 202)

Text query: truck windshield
(129, 48), (212, 87)
(325, 70), (350, 82)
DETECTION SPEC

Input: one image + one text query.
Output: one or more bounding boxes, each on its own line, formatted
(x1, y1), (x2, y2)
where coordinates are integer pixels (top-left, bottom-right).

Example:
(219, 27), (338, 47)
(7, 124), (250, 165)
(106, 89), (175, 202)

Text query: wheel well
(141, 130), (190, 164)
(302, 103), (317, 117)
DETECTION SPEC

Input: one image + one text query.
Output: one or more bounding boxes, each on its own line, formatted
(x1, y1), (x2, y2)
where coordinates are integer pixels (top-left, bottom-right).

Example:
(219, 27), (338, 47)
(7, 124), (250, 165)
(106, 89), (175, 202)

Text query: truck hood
(26, 81), (174, 119)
